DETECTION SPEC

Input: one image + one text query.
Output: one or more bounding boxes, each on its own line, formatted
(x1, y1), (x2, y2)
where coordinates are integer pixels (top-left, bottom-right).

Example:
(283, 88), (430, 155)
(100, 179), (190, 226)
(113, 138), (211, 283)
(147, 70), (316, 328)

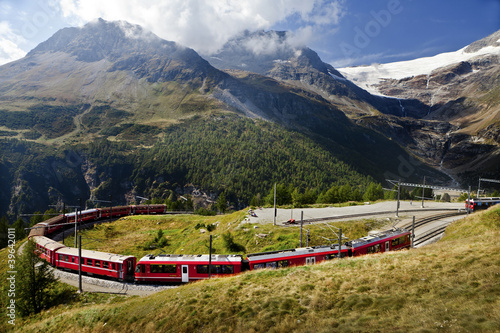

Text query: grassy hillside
(2, 206), (499, 332)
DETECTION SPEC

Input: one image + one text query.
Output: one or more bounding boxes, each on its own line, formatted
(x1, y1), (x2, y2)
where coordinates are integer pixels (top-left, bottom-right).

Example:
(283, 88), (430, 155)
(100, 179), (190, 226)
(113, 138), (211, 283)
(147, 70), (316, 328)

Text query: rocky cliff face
(358, 31), (500, 179)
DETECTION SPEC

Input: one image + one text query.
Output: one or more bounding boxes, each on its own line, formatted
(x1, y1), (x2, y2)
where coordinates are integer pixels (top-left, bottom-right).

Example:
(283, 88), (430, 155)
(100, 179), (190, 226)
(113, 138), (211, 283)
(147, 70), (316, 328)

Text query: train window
(253, 263), (266, 270)
(392, 236), (407, 247)
(150, 264), (176, 273)
(196, 265), (234, 274)
(265, 262), (278, 269)
(64, 255), (69, 262)
(196, 265), (209, 274)
(367, 244), (381, 254)
(110, 263), (115, 270)
(103, 262), (109, 269)
(135, 264), (143, 273)
(95, 261), (101, 267)
(221, 265), (234, 274)
(59, 254), (63, 261)
(71, 257), (75, 263)
(277, 260), (289, 268)
(87, 259), (93, 266)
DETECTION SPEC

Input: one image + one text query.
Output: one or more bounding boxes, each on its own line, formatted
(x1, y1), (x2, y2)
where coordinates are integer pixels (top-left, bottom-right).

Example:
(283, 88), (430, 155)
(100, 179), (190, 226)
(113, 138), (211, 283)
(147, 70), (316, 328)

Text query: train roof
(467, 197), (500, 202)
(137, 254), (243, 264)
(65, 208), (99, 218)
(246, 244), (348, 262)
(31, 236), (67, 251)
(56, 247), (135, 263)
(350, 228), (410, 248)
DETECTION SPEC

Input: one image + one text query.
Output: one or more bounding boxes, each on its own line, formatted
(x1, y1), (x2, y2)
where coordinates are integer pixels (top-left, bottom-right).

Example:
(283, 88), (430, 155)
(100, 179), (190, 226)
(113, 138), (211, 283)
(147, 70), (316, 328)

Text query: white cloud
(55, 0), (344, 54)
(0, 21), (27, 65)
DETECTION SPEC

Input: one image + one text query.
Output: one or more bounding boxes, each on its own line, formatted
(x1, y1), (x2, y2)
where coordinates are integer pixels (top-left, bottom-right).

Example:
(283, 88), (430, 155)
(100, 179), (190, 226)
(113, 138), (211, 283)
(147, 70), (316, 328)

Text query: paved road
(247, 201), (464, 226)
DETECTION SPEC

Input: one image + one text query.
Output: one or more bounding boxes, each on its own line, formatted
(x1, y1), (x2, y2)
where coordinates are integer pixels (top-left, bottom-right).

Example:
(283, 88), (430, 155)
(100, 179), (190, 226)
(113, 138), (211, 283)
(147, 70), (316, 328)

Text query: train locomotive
(29, 204), (411, 283)
(466, 197), (500, 211)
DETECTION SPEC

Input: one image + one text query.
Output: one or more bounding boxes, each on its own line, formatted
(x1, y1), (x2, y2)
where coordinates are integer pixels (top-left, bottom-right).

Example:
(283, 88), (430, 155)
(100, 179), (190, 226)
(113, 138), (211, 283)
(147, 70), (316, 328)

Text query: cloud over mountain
(56, 0), (344, 55)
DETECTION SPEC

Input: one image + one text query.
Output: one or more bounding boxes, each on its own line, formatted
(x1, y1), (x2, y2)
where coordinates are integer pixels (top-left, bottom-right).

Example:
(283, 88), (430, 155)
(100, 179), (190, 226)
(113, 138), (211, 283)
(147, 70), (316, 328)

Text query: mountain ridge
(0, 19), (496, 218)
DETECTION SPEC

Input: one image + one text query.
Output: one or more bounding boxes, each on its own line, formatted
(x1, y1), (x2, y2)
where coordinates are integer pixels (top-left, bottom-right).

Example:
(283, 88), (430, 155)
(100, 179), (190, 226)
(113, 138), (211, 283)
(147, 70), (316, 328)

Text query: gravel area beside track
(52, 268), (177, 296)
(245, 201), (464, 227)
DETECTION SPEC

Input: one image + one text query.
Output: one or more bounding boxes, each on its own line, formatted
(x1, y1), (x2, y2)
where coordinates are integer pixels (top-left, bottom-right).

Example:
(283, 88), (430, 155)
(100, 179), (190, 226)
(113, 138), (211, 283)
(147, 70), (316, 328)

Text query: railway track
(400, 211), (466, 230)
(403, 212), (467, 247)
(282, 208), (464, 226)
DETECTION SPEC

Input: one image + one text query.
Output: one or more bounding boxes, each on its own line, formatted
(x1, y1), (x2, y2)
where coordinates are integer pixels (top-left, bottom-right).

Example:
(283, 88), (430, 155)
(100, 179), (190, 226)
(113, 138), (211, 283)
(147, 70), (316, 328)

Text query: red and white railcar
(55, 247), (136, 281)
(349, 229), (411, 256)
(65, 208), (100, 223)
(30, 215), (67, 236)
(100, 206), (131, 219)
(135, 254), (243, 283)
(131, 204), (167, 215)
(465, 197), (500, 211)
(246, 244), (351, 270)
(32, 236), (67, 266)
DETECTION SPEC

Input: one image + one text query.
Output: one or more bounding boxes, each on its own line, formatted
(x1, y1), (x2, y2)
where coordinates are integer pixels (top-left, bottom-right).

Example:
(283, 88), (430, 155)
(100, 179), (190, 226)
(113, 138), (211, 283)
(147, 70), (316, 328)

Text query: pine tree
(12, 218), (26, 241)
(16, 239), (58, 316)
(217, 192), (227, 214)
(0, 215), (8, 248)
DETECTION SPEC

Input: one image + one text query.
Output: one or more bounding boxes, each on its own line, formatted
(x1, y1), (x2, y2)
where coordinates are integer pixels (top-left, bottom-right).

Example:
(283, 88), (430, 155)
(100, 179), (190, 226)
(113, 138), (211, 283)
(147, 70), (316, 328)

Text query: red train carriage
(245, 244), (351, 270)
(31, 236), (67, 266)
(349, 229), (411, 256)
(30, 215), (67, 237)
(131, 204), (167, 215)
(135, 254), (243, 283)
(65, 208), (100, 223)
(100, 206), (131, 219)
(466, 197), (500, 211)
(55, 247), (136, 281)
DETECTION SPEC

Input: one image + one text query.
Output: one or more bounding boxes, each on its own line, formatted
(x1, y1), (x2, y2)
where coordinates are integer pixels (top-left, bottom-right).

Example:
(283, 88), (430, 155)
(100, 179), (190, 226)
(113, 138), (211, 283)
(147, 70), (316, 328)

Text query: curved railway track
(403, 212), (467, 247)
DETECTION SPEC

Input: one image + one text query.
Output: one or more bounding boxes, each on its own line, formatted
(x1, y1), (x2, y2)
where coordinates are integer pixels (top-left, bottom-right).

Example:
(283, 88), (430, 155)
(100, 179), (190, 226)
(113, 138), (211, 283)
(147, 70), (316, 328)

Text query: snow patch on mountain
(338, 44), (500, 95)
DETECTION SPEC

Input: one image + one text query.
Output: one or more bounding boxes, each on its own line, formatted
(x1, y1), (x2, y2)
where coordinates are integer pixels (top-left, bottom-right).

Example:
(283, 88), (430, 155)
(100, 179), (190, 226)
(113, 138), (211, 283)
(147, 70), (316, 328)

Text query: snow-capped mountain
(339, 29), (500, 96)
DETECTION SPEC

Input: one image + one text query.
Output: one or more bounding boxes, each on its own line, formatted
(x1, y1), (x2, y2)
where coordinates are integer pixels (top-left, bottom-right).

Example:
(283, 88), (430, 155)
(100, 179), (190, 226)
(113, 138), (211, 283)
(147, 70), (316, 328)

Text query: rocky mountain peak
(206, 29), (343, 78)
(464, 29), (500, 53)
(28, 18), (168, 62)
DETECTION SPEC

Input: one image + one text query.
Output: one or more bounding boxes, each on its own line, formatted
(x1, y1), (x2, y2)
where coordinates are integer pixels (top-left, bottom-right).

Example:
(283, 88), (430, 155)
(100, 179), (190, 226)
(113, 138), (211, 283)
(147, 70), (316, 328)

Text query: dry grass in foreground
(7, 206), (500, 332)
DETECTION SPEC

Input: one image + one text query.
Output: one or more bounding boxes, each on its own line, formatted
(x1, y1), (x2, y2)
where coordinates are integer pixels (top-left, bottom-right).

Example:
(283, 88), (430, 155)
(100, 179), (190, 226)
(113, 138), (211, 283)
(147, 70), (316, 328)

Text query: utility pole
(300, 211), (303, 247)
(411, 216), (415, 248)
(78, 235), (82, 293)
(477, 177), (481, 198)
(396, 179), (401, 217)
(109, 194), (112, 224)
(421, 176), (426, 208)
(78, 198), (82, 233)
(338, 228), (342, 259)
(273, 183), (277, 226)
(208, 235), (212, 279)
(74, 208), (78, 247)
(467, 186), (471, 215)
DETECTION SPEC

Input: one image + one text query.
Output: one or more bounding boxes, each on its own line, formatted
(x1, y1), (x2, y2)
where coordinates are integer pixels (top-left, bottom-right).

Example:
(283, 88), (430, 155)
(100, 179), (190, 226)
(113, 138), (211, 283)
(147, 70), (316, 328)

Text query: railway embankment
(2, 205), (499, 332)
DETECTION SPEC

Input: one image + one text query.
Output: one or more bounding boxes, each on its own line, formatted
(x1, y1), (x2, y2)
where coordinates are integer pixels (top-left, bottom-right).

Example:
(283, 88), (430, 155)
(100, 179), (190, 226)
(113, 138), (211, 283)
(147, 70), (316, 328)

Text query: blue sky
(0, 0), (499, 67)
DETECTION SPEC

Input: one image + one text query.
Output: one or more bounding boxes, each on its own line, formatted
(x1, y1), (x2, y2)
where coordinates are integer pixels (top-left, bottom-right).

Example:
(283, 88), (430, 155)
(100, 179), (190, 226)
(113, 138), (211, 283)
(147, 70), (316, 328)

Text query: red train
(33, 236), (137, 281)
(135, 254), (243, 283)
(465, 197), (500, 211)
(132, 228), (411, 283)
(29, 204), (168, 237)
(29, 204), (411, 284)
